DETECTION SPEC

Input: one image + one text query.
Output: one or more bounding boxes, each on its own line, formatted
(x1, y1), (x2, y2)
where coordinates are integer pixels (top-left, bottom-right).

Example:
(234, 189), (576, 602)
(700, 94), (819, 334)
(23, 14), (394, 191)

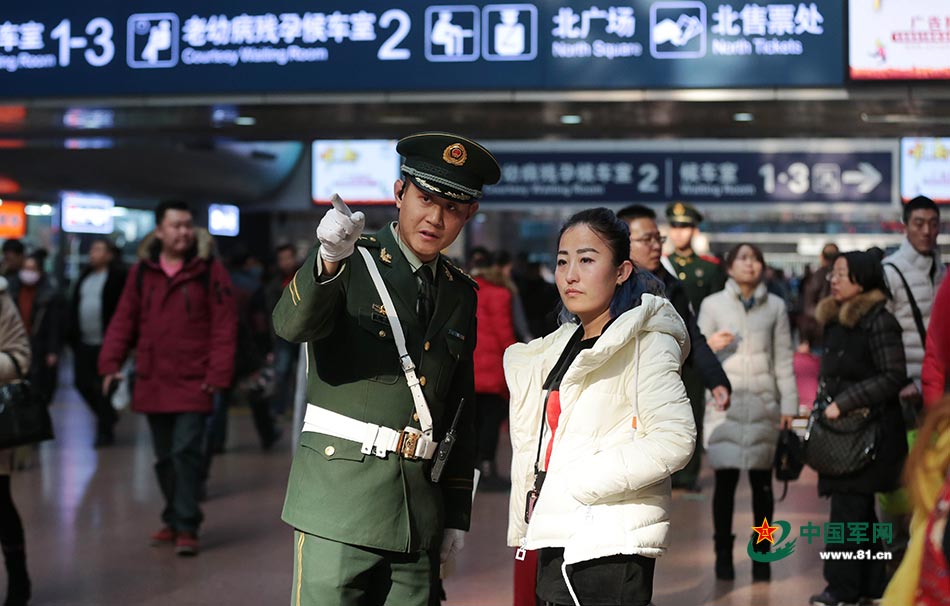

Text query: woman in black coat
(809, 251), (907, 606)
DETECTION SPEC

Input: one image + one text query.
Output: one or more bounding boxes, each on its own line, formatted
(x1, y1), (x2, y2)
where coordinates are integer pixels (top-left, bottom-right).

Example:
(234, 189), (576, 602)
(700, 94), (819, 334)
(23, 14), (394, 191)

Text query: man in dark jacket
(619, 204), (731, 491)
(67, 238), (127, 447)
(99, 200), (237, 556)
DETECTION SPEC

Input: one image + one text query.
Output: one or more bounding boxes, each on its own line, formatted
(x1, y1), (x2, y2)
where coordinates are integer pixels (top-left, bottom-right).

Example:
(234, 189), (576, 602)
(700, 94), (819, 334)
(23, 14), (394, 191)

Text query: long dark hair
(555, 208), (662, 324)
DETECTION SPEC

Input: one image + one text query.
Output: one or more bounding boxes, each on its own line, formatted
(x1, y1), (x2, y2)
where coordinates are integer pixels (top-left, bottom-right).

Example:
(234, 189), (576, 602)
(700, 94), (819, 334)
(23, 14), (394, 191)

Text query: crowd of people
(0, 131), (946, 606)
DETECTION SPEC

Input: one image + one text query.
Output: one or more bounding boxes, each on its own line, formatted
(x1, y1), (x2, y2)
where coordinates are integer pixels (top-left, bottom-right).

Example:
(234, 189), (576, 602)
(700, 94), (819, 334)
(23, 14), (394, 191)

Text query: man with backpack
(99, 200), (237, 556)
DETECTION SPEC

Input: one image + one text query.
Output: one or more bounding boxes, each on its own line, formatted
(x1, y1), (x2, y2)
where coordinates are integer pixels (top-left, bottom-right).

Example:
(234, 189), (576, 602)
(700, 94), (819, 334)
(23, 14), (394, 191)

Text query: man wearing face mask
(9, 250), (65, 407)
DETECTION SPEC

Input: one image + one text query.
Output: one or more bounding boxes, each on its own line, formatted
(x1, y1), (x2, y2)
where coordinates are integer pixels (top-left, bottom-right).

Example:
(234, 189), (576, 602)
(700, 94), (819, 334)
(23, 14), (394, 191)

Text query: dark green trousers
(291, 530), (436, 606)
(671, 370), (705, 487)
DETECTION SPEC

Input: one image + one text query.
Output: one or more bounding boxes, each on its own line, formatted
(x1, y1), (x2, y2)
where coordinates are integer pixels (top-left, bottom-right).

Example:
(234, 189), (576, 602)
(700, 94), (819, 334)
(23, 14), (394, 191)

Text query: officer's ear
(394, 179), (406, 208)
(464, 202), (480, 221)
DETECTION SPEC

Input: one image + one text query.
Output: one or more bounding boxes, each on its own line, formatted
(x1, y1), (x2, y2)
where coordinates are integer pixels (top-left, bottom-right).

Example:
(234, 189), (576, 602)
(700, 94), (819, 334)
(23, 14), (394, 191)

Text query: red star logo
(751, 517), (780, 544)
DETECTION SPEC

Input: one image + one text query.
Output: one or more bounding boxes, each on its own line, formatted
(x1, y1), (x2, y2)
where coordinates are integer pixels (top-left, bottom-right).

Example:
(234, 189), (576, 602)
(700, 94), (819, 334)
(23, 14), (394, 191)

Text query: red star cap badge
(751, 517), (780, 544)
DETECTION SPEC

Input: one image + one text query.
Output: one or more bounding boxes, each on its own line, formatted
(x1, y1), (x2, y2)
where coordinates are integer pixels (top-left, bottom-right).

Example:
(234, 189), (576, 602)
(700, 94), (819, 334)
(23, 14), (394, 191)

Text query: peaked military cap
(666, 202), (703, 227)
(397, 132), (501, 202)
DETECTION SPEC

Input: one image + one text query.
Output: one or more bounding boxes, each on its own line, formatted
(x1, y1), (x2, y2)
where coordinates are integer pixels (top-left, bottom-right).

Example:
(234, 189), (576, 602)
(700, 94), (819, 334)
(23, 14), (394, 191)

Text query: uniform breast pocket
(356, 309), (400, 384)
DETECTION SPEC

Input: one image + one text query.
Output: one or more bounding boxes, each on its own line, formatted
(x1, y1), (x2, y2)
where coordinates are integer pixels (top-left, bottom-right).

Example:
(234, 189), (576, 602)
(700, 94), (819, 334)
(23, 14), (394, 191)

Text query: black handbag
(774, 428), (804, 501)
(0, 351), (54, 449)
(802, 381), (878, 477)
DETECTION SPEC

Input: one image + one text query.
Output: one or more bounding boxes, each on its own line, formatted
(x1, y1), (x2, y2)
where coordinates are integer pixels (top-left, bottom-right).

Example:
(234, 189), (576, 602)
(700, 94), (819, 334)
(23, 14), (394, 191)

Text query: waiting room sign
(482, 139), (896, 205)
(0, 1), (844, 98)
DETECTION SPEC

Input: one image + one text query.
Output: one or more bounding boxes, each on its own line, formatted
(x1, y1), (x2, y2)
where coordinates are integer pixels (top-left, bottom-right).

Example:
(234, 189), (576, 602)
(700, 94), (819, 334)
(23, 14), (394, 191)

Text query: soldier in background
(665, 202), (725, 313)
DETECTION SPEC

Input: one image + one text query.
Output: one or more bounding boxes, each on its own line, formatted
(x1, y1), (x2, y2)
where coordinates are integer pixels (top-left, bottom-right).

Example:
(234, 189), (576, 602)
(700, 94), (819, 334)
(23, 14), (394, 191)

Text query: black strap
(884, 263), (927, 347)
(2, 351), (24, 380)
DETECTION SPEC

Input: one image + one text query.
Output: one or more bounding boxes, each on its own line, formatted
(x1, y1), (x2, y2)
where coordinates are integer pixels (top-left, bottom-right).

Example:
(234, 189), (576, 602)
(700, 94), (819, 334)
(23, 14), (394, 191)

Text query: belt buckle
(398, 428), (422, 460)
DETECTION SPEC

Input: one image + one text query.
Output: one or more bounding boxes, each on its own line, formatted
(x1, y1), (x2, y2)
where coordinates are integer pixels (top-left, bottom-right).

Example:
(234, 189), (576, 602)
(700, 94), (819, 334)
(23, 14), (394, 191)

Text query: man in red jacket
(99, 200), (237, 556)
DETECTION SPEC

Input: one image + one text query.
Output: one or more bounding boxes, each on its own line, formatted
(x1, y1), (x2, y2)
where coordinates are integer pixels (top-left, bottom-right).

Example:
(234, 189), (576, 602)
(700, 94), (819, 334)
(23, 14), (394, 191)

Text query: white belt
(302, 404), (438, 460)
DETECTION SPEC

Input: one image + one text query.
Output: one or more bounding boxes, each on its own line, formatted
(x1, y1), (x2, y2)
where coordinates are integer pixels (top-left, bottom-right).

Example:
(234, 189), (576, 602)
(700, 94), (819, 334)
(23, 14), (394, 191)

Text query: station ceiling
(3, 87), (950, 141)
(0, 87), (948, 203)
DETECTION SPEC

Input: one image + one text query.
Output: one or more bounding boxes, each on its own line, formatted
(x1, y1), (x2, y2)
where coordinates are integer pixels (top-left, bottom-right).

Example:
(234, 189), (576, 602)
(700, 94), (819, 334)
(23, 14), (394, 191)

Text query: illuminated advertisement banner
(849, 0), (950, 80)
(61, 192), (114, 234)
(0, 1), (843, 98)
(902, 138), (950, 203)
(311, 140), (400, 205)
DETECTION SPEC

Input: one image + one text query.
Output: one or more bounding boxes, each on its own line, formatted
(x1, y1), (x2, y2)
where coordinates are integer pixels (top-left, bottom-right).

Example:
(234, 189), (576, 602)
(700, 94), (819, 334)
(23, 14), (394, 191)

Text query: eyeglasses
(825, 272), (851, 283)
(631, 234), (667, 245)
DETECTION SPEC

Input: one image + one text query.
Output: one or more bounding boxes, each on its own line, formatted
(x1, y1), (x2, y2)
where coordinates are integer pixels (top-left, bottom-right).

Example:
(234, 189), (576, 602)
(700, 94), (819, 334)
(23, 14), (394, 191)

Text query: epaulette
(356, 235), (381, 248)
(442, 257), (478, 289)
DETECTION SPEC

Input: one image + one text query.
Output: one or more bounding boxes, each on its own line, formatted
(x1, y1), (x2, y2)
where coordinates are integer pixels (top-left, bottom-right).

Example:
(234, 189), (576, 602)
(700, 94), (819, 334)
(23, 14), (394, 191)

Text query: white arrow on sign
(842, 162), (883, 194)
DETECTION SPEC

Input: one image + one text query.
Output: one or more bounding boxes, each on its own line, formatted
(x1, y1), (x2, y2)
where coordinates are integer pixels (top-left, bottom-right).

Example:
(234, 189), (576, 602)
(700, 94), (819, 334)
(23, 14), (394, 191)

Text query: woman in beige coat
(697, 243), (798, 583)
(0, 276), (32, 605)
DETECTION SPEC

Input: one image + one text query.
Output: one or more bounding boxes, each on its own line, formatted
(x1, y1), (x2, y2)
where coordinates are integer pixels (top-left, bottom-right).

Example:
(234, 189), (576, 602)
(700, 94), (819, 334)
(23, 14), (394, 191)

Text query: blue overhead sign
(484, 147), (893, 204)
(0, 1), (843, 98)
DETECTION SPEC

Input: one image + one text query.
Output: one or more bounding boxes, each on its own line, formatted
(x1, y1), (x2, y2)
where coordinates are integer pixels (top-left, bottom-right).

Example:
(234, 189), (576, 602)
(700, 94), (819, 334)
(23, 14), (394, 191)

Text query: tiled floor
(13, 363), (835, 605)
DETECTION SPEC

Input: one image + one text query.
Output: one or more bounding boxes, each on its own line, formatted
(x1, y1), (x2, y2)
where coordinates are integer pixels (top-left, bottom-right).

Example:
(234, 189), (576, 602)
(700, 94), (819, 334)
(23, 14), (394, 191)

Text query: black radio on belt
(430, 398), (465, 483)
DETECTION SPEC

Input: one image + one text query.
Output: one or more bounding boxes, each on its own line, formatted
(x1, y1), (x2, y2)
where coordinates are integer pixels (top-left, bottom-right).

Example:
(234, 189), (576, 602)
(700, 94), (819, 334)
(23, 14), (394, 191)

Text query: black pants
(475, 393), (507, 467)
(73, 343), (117, 436)
(822, 492), (886, 602)
(0, 476), (24, 553)
(147, 412), (207, 533)
(713, 468), (773, 539)
(537, 548), (655, 606)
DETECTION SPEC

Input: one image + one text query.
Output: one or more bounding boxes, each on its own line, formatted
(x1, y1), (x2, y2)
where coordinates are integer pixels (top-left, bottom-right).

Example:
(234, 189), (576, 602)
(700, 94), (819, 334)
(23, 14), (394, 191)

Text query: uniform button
(379, 330), (387, 338)
(413, 413), (419, 422)
(424, 341), (431, 351)
(679, 272), (686, 280)
(419, 376), (427, 387)
(324, 446), (335, 457)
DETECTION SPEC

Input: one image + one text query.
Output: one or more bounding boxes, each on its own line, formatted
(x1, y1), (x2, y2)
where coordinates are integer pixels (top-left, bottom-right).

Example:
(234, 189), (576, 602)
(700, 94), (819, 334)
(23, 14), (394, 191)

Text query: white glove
(440, 528), (466, 563)
(315, 206), (365, 262)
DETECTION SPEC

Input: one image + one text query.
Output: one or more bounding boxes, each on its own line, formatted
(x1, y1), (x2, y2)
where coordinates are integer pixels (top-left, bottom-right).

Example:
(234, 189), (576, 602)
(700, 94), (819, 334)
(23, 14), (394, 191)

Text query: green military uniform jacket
(668, 251), (726, 313)
(273, 225), (477, 553)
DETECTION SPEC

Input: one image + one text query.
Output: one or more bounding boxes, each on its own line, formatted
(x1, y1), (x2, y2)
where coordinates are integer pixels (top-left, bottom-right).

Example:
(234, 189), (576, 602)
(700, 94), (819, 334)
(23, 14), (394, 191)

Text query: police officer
(273, 132), (500, 606)
(665, 202), (726, 313)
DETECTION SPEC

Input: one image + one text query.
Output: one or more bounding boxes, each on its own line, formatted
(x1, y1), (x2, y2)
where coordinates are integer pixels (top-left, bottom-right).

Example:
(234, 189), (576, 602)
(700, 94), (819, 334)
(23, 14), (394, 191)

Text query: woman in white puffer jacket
(506, 208), (696, 606)
(697, 242), (798, 583)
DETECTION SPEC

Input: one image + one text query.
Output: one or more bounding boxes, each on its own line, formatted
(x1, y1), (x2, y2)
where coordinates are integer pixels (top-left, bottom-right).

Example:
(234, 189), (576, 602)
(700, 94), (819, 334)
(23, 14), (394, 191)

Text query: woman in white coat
(506, 208), (696, 606)
(697, 242), (798, 582)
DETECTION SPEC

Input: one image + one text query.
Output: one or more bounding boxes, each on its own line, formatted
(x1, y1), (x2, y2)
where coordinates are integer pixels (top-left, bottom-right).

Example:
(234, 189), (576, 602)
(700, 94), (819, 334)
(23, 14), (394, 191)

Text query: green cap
(397, 132), (501, 202)
(665, 202), (703, 226)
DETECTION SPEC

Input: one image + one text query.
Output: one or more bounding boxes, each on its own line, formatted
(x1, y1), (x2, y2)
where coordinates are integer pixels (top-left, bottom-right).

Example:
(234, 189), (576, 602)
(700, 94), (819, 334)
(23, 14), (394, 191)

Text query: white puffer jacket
(697, 280), (798, 470)
(505, 294), (695, 567)
(883, 239), (945, 386)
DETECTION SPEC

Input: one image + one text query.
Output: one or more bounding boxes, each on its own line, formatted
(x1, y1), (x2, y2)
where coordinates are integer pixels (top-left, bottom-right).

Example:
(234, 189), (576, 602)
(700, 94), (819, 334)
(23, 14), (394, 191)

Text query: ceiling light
(235, 116), (256, 126)
(560, 114), (582, 125)
(733, 112), (754, 122)
(861, 112), (950, 125)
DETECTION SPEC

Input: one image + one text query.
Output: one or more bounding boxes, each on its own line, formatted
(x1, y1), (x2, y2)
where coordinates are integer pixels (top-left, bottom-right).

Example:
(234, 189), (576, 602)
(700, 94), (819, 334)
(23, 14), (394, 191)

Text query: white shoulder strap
(356, 247), (434, 436)
(660, 255), (677, 277)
